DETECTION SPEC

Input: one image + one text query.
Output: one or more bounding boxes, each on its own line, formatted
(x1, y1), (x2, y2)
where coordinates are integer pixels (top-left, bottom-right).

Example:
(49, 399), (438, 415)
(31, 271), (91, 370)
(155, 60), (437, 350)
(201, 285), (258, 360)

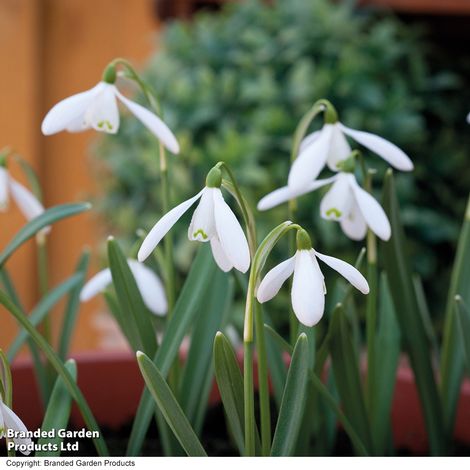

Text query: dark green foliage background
(93, 0), (470, 326)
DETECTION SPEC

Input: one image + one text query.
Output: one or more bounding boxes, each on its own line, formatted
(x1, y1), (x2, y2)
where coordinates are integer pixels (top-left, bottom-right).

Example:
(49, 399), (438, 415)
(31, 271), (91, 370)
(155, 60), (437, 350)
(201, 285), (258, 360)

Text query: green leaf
(370, 273), (401, 454)
(136, 351), (207, 456)
(107, 238), (157, 356)
(381, 170), (446, 455)
(179, 271), (233, 433)
(329, 303), (372, 454)
(440, 195), (470, 435)
(213, 331), (246, 454)
(58, 251), (90, 360)
(0, 290), (108, 456)
(36, 360), (77, 457)
(0, 203), (91, 267)
(7, 274), (83, 361)
(126, 244), (217, 456)
(271, 333), (309, 456)
(455, 296), (470, 374)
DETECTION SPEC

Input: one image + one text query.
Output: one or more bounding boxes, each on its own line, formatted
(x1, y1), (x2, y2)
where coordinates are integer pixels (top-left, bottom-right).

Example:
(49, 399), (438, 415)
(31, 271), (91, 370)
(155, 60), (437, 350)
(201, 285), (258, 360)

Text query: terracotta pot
(10, 350), (470, 454)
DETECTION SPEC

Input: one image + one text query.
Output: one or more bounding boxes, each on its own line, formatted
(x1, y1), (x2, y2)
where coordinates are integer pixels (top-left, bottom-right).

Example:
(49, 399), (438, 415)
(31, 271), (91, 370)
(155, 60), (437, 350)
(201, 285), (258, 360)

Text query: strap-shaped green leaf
(440, 195), (470, 435)
(0, 290), (108, 456)
(7, 274), (82, 361)
(136, 351), (207, 456)
(329, 303), (372, 454)
(179, 272), (233, 433)
(381, 170), (446, 455)
(271, 333), (309, 456)
(0, 203), (91, 267)
(107, 238), (157, 356)
(36, 360), (77, 456)
(213, 331), (246, 454)
(455, 296), (470, 374)
(370, 273), (400, 454)
(58, 250), (90, 360)
(126, 244), (217, 456)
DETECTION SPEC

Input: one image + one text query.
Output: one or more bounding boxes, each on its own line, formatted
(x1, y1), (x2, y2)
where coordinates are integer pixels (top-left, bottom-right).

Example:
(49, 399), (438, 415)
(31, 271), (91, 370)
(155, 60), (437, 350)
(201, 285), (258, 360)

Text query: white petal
(288, 124), (334, 190)
(210, 236), (233, 272)
(339, 199), (367, 240)
(9, 178), (51, 235)
(116, 90), (180, 154)
(128, 260), (167, 316)
(41, 83), (103, 135)
(213, 188), (250, 273)
(326, 123), (351, 171)
(0, 167), (9, 211)
(256, 255), (296, 303)
(138, 189), (204, 262)
(80, 268), (113, 302)
(320, 173), (352, 221)
(1, 403), (32, 453)
(339, 123), (413, 171)
(188, 187), (216, 242)
(291, 250), (325, 327)
(314, 250), (369, 294)
(299, 130), (320, 154)
(65, 112), (91, 133)
(257, 177), (336, 211)
(348, 175), (391, 241)
(86, 84), (119, 134)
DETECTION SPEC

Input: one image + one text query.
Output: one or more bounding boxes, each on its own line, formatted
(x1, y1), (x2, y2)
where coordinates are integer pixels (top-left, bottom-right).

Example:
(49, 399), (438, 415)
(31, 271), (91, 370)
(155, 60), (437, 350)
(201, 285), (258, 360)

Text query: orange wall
(0, 0), (160, 354)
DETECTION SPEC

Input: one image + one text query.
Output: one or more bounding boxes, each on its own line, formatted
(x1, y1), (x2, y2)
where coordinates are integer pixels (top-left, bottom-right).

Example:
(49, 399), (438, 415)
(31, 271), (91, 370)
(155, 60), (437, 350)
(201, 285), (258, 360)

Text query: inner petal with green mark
(97, 120), (114, 131)
(192, 229), (208, 240)
(326, 207), (342, 218)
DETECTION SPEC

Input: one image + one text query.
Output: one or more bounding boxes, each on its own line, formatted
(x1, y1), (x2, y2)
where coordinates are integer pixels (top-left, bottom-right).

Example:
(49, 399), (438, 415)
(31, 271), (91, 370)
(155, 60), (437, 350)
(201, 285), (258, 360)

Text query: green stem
(243, 341), (255, 456)
(254, 302), (271, 455)
(37, 234), (51, 341)
(364, 171), (378, 426)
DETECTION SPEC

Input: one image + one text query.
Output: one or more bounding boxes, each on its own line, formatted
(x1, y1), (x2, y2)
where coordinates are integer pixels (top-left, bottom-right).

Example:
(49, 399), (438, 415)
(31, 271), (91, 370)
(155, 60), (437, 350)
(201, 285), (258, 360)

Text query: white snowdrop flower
(41, 69), (179, 154)
(288, 121), (413, 191)
(258, 171), (391, 241)
(256, 229), (369, 327)
(0, 394), (32, 455)
(0, 166), (50, 235)
(138, 167), (250, 273)
(80, 259), (167, 316)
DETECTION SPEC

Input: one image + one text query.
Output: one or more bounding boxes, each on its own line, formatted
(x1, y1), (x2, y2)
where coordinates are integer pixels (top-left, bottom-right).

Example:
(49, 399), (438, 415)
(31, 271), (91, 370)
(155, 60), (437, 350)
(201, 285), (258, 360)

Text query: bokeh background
(0, 0), (469, 353)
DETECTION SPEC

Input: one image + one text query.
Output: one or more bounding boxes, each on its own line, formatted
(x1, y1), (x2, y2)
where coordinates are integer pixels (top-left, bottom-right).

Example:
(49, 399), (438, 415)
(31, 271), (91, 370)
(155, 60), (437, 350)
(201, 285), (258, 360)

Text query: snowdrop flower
(41, 66), (179, 154)
(80, 259), (167, 315)
(288, 120), (413, 191)
(0, 394), (32, 455)
(257, 229), (369, 327)
(138, 167), (250, 273)
(258, 170), (390, 241)
(0, 164), (50, 235)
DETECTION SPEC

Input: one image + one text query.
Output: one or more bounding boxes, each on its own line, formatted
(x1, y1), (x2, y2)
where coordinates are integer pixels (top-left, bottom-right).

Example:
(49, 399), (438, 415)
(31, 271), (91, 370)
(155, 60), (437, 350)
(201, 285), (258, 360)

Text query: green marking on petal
(193, 229), (208, 240)
(97, 120), (113, 131)
(326, 208), (342, 218)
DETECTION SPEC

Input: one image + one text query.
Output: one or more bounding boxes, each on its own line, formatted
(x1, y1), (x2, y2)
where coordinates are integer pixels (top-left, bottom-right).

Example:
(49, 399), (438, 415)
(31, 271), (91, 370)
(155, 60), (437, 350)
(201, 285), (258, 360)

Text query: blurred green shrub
(93, 0), (470, 321)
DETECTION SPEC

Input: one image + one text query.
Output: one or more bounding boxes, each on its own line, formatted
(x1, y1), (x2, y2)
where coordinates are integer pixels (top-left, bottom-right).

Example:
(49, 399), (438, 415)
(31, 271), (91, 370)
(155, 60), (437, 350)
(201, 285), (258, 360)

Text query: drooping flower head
(288, 101), (413, 191)
(41, 63), (179, 154)
(80, 259), (167, 316)
(258, 158), (391, 242)
(138, 167), (250, 273)
(0, 153), (50, 236)
(256, 228), (369, 327)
